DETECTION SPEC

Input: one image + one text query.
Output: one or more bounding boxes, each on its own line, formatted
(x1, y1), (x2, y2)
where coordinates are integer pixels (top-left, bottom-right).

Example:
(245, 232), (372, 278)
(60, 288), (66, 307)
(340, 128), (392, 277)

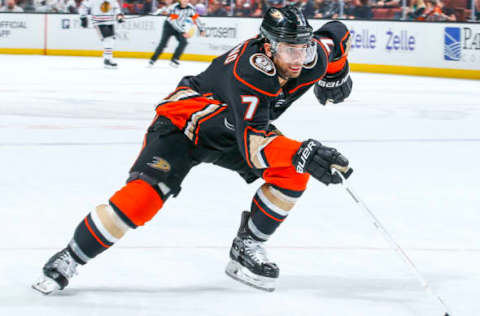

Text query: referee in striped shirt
(149, 0), (206, 67)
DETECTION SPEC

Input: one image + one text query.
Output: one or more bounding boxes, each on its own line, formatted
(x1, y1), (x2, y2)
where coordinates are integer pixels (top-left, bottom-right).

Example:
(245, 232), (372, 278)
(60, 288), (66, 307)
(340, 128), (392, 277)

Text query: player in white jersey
(149, 0), (205, 68)
(79, 0), (125, 68)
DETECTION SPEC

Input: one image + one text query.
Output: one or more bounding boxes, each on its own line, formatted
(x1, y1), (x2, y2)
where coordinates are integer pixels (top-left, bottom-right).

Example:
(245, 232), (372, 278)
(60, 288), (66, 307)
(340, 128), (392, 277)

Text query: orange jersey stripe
(156, 97), (221, 130)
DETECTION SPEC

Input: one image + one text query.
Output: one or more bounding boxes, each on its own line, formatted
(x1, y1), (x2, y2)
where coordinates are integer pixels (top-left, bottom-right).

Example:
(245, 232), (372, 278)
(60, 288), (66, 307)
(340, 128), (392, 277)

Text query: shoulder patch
(249, 53), (276, 77)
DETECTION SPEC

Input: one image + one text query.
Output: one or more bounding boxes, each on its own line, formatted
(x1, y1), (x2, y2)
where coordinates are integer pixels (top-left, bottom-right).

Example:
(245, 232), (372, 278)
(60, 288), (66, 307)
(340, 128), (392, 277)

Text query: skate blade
(104, 64), (118, 69)
(225, 260), (276, 292)
(32, 276), (61, 295)
(169, 62), (179, 68)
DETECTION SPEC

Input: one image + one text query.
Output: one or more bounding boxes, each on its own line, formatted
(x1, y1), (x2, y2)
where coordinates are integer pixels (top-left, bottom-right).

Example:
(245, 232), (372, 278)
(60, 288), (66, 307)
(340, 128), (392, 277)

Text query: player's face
(273, 42), (309, 79)
(180, 0), (189, 7)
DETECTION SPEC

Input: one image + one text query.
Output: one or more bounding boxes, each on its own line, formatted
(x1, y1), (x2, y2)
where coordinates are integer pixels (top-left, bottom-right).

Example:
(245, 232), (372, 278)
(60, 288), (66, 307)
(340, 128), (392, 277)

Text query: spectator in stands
(191, 0), (207, 15)
(208, 0), (228, 15)
(47, 0), (78, 12)
(137, 0), (153, 15)
(352, 0), (373, 18)
(266, 0), (284, 9)
(342, 0), (357, 18)
(249, 0), (264, 16)
(297, 0), (316, 18)
(476, 0), (480, 21)
(0, 0), (24, 11)
(422, 0), (456, 21)
(233, 0), (254, 16)
(313, 0), (339, 18)
(16, 0), (35, 11)
(408, 0), (426, 19)
(373, 0), (400, 8)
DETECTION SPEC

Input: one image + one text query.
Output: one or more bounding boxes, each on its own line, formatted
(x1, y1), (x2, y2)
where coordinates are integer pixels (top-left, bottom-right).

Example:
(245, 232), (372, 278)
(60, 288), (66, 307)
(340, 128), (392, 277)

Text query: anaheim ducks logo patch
(147, 156), (171, 172)
(270, 8), (284, 22)
(100, 1), (111, 13)
(249, 53), (276, 77)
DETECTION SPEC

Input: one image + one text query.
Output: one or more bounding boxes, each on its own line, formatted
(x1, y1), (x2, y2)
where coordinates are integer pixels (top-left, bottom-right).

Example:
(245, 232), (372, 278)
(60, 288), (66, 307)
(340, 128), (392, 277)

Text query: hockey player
(32, 6), (353, 294)
(149, 0), (206, 68)
(79, 0), (125, 69)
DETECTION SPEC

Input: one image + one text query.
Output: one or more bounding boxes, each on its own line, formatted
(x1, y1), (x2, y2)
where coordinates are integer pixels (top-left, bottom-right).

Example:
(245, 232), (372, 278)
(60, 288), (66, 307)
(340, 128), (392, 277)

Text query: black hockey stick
(332, 165), (452, 316)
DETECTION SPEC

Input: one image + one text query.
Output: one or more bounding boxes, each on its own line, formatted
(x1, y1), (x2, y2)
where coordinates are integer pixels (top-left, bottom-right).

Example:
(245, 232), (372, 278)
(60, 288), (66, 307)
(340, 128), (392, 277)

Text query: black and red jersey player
(33, 6), (354, 295)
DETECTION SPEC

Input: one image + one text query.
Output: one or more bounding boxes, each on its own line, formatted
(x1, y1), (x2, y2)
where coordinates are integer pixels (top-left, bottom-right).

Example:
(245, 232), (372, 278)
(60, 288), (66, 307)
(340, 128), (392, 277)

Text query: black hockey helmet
(260, 5), (313, 45)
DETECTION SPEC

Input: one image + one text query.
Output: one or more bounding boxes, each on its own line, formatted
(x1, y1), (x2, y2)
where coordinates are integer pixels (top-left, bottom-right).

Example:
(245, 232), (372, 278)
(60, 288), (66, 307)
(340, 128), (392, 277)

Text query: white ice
(0, 55), (479, 316)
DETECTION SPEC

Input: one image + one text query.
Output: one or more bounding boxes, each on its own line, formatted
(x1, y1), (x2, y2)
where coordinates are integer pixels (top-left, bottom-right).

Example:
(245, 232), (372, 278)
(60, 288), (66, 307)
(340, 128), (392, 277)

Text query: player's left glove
(314, 61), (352, 105)
(314, 21), (352, 105)
(116, 14), (125, 23)
(293, 139), (352, 185)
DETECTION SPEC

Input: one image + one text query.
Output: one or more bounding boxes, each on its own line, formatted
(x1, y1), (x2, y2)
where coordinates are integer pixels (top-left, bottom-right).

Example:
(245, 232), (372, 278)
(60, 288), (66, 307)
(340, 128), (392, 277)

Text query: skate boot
(225, 211), (279, 292)
(104, 58), (118, 69)
(32, 248), (79, 295)
(147, 60), (155, 68)
(169, 59), (180, 68)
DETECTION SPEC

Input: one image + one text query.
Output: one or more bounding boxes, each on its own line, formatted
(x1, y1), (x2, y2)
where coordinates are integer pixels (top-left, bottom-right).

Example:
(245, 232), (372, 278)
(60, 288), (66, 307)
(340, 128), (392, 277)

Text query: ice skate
(225, 211), (279, 292)
(104, 58), (118, 69)
(32, 248), (79, 295)
(147, 60), (155, 68)
(169, 59), (180, 68)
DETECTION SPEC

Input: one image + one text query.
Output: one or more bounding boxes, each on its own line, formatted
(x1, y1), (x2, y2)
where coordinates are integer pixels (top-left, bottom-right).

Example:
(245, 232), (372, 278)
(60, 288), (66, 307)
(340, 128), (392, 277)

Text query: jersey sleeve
(313, 21), (351, 74)
(191, 9), (205, 33)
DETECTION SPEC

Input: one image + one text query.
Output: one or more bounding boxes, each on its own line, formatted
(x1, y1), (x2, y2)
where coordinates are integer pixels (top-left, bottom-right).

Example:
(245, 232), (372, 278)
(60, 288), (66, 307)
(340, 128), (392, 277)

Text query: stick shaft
(337, 172), (451, 315)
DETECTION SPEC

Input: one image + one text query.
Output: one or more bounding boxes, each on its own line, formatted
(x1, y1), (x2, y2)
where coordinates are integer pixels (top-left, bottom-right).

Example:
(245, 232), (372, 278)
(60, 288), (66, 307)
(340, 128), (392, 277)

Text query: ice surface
(0, 55), (479, 316)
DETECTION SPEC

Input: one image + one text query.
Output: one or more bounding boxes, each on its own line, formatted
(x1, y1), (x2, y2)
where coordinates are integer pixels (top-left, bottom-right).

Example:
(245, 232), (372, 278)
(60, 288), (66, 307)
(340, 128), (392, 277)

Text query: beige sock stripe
(260, 184), (297, 214)
(95, 204), (130, 241)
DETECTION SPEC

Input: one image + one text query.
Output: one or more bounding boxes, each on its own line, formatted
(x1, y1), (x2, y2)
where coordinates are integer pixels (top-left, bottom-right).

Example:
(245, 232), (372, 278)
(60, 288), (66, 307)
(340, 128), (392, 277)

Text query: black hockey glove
(314, 62), (352, 105)
(117, 14), (125, 23)
(293, 139), (353, 185)
(80, 17), (88, 28)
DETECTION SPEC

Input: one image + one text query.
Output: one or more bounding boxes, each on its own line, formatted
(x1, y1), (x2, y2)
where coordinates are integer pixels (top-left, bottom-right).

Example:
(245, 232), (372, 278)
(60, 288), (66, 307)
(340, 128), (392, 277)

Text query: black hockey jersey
(156, 36), (336, 172)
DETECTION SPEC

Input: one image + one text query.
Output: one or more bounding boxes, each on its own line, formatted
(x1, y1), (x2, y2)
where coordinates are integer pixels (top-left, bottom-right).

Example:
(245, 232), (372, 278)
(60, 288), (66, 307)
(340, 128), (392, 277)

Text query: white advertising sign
(0, 13), (44, 49)
(0, 14), (479, 74)
(310, 20), (480, 70)
(46, 15), (261, 56)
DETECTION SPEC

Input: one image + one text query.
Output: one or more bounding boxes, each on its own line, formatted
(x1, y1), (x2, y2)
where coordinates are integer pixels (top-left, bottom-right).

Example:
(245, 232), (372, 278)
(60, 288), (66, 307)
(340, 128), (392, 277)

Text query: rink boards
(0, 13), (479, 79)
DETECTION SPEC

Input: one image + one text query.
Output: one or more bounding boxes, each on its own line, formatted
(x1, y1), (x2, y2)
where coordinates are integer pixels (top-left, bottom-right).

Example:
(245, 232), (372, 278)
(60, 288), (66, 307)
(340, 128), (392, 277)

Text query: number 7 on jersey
(241, 95), (259, 121)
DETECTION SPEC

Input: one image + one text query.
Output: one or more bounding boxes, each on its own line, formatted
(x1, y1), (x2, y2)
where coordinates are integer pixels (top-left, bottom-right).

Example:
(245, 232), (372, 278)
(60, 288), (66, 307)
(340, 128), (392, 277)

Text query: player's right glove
(80, 17), (88, 28)
(314, 61), (352, 105)
(293, 139), (352, 185)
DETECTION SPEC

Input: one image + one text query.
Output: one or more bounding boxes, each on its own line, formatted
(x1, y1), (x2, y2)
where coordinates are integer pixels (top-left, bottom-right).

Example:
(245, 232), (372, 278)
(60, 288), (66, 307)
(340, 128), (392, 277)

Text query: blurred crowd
(0, 0), (478, 21)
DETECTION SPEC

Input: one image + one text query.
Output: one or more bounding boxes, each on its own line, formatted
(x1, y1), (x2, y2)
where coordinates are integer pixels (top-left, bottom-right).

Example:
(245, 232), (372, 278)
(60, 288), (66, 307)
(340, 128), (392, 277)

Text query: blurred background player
(148, 0), (206, 68)
(0, 0), (24, 11)
(32, 6), (353, 295)
(79, 0), (125, 69)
